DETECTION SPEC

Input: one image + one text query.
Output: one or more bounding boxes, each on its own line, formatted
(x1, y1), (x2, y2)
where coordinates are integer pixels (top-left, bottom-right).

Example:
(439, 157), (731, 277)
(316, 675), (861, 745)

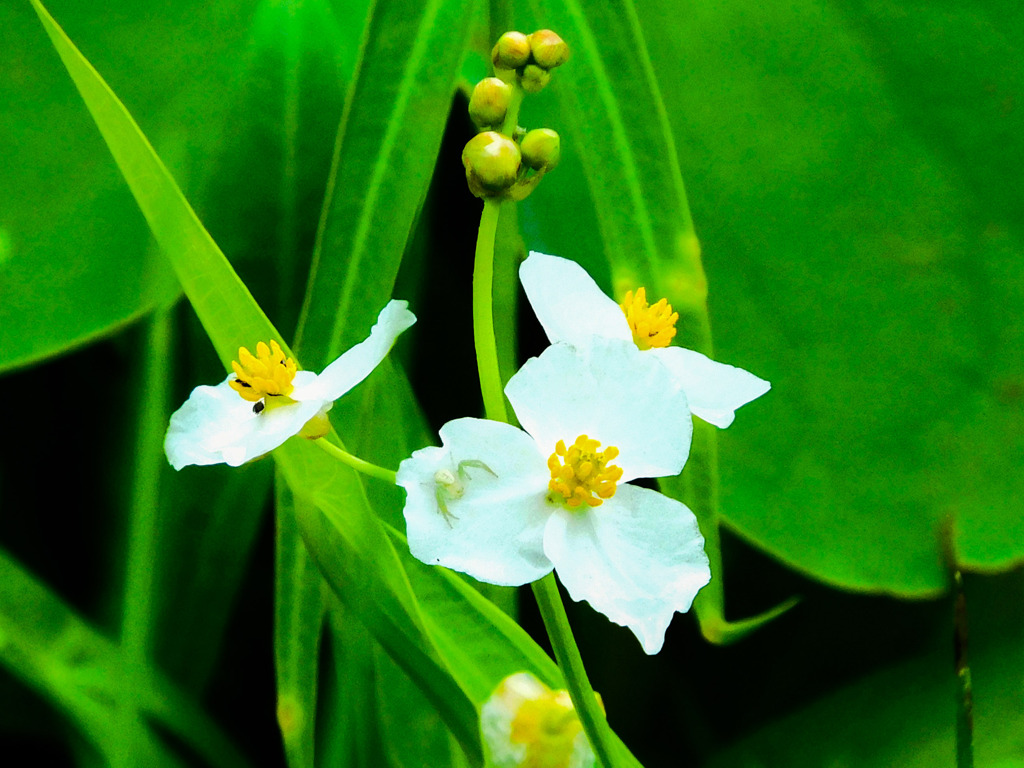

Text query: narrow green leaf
(156, 461), (272, 692)
(31, 5), (639, 762)
(281, 460), (484, 766)
(296, 0), (477, 369)
(28, 3), (481, 757)
(320, 605), (392, 768)
(275, 475), (326, 768)
(0, 548), (250, 768)
(120, 308), (173, 662)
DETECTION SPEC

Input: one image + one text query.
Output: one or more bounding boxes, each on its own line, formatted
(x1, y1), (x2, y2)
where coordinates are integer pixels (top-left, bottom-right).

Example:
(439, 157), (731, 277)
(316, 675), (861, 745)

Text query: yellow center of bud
(547, 435), (622, 509)
(229, 340), (297, 403)
(619, 287), (679, 350)
(509, 690), (581, 768)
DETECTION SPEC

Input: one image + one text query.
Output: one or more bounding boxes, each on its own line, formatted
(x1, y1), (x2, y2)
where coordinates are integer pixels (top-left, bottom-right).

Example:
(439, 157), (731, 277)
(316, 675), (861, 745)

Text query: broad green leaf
(522, 0), (793, 640)
(1, 0), (259, 373)
(634, 0), (1024, 593)
(275, 476), (325, 768)
(295, 0), (477, 369)
(0, 547), (250, 768)
(29, 0), (281, 367)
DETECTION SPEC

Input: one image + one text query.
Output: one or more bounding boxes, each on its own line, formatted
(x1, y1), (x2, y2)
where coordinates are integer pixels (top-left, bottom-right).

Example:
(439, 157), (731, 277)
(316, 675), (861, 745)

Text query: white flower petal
(505, 338), (692, 481)
(520, 252), (632, 347)
(650, 347), (770, 428)
(543, 484), (710, 655)
(164, 376), (325, 469)
(306, 300), (416, 401)
(398, 417), (553, 586)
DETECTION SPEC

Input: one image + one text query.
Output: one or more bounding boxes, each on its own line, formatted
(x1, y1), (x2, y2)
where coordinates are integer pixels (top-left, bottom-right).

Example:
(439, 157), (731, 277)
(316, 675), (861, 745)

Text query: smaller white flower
(399, 338), (710, 654)
(481, 672), (597, 768)
(165, 300), (415, 469)
(520, 251), (770, 427)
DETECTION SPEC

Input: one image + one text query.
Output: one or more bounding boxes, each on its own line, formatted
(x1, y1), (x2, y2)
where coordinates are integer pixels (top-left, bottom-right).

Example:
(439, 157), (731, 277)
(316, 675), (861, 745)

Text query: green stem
(472, 198), (509, 422)
(532, 574), (618, 768)
(315, 439), (397, 485)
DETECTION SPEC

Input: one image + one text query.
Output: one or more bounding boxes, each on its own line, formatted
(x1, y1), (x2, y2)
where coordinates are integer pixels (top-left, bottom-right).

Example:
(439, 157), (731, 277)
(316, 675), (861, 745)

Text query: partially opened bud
(520, 64), (551, 94)
(529, 29), (570, 69)
(469, 77), (513, 128)
(492, 31), (531, 70)
(480, 672), (597, 768)
(462, 131), (521, 197)
(520, 129), (561, 171)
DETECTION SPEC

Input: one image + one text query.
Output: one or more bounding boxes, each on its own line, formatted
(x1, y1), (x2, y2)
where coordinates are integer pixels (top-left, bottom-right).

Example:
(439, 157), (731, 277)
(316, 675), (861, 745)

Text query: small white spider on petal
(519, 251), (770, 428)
(164, 300), (415, 470)
(399, 338), (710, 654)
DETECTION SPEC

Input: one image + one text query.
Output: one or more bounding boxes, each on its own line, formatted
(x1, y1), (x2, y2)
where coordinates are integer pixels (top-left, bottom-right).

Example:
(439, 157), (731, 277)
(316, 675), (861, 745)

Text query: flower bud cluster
(463, 30), (568, 200)
(491, 29), (569, 94)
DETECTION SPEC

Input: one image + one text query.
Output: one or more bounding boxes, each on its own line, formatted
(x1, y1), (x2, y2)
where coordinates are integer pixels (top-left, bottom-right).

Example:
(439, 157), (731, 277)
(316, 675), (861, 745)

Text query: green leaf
(319, 605), (392, 768)
(27, 2), (480, 756)
(275, 475), (325, 768)
(29, 0), (280, 368)
(31, 5), (643, 763)
(296, 0), (478, 369)
(0, 547), (250, 768)
(1, 0), (261, 372)
(282, 458), (484, 765)
(634, 0), (1024, 594)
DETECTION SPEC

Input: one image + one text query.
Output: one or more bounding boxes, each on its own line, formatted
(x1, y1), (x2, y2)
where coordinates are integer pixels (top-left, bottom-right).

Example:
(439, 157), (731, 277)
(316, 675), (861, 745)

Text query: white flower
(480, 672), (596, 768)
(165, 300), (415, 469)
(520, 251), (770, 428)
(398, 338), (710, 654)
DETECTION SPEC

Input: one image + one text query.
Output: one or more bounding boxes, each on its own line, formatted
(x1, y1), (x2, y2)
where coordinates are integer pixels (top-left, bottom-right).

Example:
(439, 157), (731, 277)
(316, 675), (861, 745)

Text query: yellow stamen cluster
(547, 435), (622, 509)
(620, 287), (679, 350)
(228, 340), (297, 403)
(509, 689), (581, 768)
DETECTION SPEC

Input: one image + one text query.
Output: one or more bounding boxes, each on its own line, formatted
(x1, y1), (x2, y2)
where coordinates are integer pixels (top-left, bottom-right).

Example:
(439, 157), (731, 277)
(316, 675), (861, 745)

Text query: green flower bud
(520, 64), (550, 94)
(468, 77), (513, 128)
(520, 128), (560, 171)
(491, 31), (531, 70)
(462, 131), (521, 197)
(528, 29), (569, 69)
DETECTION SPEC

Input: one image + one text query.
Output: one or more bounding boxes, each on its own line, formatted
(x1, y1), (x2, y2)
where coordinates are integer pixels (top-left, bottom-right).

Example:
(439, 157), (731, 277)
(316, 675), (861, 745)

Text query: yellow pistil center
(619, 287), (678, 350)
(510, 690), (582, 768)
(228, 340), (297, 403)
(546, 435), (622, 509)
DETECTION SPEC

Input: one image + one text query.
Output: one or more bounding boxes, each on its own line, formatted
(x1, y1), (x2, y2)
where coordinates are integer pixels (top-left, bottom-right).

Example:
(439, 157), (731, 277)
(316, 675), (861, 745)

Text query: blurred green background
(1, 0), (1022, 765)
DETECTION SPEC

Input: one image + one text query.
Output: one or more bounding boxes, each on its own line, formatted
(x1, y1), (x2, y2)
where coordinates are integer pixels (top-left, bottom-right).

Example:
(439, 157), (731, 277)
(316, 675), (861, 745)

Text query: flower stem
(472, 198), (509, 423)
(532, 574), (619, 768)
(314, 438), (397, 485)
